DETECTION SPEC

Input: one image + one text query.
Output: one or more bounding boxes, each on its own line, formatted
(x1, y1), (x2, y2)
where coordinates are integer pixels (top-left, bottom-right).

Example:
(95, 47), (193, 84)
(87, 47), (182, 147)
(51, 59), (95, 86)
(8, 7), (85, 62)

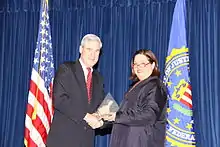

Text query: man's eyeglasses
(132, 62), (151, 68)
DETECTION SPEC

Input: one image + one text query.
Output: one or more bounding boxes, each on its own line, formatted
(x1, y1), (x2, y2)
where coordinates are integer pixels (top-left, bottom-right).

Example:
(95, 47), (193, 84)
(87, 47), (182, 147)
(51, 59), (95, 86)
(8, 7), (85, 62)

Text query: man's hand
(92, 112), (102, 120)
(84, 113), (104, 129)
(87, 119), (104, 129)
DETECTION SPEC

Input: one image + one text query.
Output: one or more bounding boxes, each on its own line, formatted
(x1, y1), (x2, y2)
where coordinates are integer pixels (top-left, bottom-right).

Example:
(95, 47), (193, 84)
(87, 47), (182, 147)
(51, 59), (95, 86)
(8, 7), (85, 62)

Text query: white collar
(79, 58), (93, 80)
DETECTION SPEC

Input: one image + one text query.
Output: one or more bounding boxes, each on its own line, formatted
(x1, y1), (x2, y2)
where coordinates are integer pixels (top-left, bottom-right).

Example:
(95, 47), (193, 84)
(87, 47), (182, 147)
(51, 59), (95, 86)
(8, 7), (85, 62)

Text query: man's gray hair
(80, 34), (102, 48)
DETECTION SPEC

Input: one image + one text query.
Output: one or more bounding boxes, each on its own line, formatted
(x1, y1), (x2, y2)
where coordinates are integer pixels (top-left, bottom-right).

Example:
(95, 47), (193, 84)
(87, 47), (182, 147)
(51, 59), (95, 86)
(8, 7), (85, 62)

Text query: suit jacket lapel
(70, 60), (88, 104)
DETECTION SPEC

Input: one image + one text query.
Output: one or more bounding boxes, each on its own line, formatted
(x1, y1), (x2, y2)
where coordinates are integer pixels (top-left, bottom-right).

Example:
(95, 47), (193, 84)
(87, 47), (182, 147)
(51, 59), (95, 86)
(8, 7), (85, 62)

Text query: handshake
(84, 93), (119, 129)
(83, 112), (116, 129)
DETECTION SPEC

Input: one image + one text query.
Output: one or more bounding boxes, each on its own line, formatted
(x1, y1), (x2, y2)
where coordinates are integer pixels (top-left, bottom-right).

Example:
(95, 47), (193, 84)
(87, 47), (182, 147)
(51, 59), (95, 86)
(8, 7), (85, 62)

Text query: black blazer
(46, 60), (104, 147)
(110, 76), (167, 147)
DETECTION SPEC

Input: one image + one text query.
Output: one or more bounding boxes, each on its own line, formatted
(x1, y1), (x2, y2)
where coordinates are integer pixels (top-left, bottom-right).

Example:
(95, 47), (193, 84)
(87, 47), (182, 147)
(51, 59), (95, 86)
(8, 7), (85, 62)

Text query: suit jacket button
(84, 126), (87, 130)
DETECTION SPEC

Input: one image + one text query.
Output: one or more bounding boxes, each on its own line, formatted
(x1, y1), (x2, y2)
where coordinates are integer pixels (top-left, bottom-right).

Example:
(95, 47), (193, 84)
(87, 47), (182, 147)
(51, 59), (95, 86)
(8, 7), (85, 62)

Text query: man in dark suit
(46, 34), (105, 147)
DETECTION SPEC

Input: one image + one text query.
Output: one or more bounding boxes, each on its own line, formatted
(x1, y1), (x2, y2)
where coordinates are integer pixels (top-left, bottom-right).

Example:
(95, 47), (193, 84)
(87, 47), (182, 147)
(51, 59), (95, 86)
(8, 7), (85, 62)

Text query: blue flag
(163, 0), (196, 146)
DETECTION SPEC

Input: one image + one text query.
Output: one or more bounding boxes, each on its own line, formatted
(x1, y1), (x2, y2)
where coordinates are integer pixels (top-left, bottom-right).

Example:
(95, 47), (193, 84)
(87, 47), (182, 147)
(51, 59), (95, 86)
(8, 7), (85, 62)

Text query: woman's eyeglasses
(132, 62), (150, 69)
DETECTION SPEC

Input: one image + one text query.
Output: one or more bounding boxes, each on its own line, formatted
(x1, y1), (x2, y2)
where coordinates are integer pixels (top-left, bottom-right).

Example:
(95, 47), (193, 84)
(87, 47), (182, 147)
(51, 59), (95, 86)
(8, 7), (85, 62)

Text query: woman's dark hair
(130, 49), (160, 81)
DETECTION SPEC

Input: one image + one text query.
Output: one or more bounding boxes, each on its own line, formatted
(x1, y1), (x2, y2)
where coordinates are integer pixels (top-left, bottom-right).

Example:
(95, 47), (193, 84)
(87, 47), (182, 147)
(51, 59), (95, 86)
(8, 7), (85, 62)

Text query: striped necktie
(86, 68), (92, 103)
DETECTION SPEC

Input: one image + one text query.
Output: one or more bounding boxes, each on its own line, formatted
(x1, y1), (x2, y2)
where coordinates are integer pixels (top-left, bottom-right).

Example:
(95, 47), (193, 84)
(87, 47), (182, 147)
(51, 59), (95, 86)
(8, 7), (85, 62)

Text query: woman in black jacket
(109, 49), (167, 147)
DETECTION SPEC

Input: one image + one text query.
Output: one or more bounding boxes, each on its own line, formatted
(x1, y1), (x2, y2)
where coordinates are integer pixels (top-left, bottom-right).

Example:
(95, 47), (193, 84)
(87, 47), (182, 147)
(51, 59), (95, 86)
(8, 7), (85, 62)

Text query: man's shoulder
(55, 60), (79, 76)
(58, 60), (79, 70)
(62, 61), (78, 68)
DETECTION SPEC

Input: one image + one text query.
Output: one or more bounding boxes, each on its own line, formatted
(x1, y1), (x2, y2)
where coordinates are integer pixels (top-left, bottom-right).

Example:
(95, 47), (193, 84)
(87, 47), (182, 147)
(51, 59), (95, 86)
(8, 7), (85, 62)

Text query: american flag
(24, 0), (54, 146)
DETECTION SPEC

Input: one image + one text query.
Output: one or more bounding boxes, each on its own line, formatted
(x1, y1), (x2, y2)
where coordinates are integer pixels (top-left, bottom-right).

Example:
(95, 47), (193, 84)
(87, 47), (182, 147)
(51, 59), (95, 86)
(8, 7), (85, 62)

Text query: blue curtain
(0, 0), (220, 147)
(189, 0), (220, 146)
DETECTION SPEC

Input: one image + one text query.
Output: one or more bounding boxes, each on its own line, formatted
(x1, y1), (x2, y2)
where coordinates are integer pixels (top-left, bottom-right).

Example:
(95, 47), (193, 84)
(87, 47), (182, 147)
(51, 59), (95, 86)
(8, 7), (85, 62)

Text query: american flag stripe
(180, 91), (192, 109)
(24, 0), (54, 146)
(182, 94), (192, 104)
(25, 105), (47, 143)
(183, 91), (192, 100)
(180, 85), (192, 108)
(187, 84), (192, 90)
(31, 70), (53, 117)
(180, 99), (192, 109)
(185, 88), (192, 98)
(30, 70), (49, 94)
(25, 115), (45, 146)
(29, 80), (52, 124)
(25, 80), (52, 146)
(24, 129), (37, 147)
(27, 93), (50, 130)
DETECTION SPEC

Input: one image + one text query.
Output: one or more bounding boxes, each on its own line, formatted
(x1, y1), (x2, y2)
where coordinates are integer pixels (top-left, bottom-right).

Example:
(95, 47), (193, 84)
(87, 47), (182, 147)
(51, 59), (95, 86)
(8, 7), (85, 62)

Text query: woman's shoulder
(141, 76), (161, 87)
(140, 76), (167, 94)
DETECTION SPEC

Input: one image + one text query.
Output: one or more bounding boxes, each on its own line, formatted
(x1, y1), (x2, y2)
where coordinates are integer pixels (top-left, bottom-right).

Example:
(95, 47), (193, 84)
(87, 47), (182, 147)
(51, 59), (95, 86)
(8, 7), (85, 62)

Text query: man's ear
(79, 46), (83, 54)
